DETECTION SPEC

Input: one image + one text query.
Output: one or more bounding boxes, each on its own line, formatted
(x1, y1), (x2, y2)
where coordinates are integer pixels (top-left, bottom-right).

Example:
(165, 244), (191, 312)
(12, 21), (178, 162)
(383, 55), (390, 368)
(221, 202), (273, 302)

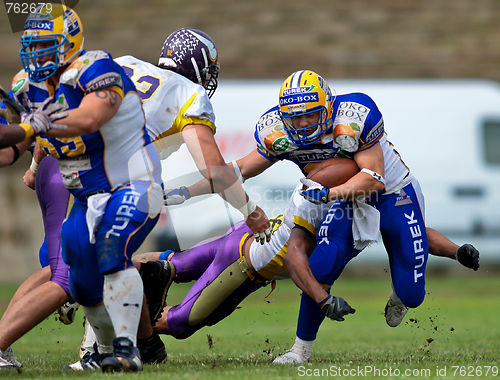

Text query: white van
(156, 79), (500, 263)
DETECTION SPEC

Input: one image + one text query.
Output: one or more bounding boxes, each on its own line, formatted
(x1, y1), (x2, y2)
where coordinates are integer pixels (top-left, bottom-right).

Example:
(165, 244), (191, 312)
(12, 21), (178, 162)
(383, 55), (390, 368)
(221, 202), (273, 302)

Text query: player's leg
(96, 182), (161, 373)
(157, 222), (262, 339)
(0, 157), (71, 368)
(61, 200), (116, 370)
(274, 200), (359, 364)
(379, 179), (428, 327)
(137, 224), (246, 326)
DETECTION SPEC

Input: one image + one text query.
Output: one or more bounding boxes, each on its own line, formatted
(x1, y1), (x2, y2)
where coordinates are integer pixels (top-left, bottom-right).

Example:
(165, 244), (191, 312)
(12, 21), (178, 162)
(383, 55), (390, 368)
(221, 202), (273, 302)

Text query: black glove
(320, 295), (356, 321)
(456, 244), (480, 271)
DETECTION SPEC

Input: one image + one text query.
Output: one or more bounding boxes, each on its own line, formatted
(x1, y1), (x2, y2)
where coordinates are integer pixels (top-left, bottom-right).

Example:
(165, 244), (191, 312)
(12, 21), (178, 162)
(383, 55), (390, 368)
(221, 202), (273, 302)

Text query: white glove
(164, 186), (191, 206)
(20, 97), (67, 135)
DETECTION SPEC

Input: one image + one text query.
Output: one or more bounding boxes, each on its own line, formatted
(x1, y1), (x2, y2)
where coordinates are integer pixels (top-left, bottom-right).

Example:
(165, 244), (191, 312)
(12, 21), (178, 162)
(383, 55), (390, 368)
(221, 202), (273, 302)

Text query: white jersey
(115, 55), (216, 159)
(249, 184), (332, 279)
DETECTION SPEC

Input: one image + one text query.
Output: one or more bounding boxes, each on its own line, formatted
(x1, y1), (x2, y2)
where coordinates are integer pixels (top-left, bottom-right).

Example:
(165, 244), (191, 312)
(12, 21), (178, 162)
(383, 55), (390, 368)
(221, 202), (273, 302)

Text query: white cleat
(2, 347), (22, 368)
(272, 343), (311, 364)
(385, 292), (408, 327)
(0, 349), (22, 372)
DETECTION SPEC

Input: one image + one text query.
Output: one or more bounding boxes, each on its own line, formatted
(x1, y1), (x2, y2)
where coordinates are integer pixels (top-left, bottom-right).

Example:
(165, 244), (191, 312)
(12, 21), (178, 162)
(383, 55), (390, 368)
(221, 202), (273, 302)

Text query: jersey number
(36, 136), (86, 158)
(121, 65), (160, 101)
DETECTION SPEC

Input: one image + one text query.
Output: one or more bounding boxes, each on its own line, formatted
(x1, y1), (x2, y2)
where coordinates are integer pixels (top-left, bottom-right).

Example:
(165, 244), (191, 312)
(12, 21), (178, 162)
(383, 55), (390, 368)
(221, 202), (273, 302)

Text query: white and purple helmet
(158, 28), (219, 98)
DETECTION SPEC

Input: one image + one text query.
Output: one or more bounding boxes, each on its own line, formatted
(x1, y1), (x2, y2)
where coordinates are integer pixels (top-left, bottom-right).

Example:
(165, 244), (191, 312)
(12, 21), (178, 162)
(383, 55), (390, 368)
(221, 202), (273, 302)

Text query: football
(307, 157), (360, 188)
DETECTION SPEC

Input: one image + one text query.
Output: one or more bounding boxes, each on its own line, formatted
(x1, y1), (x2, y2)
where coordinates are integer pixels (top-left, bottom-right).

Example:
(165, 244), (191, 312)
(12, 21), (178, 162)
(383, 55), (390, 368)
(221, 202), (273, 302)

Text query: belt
(238, 233), (276, 297)
(85, 190), (106, 199)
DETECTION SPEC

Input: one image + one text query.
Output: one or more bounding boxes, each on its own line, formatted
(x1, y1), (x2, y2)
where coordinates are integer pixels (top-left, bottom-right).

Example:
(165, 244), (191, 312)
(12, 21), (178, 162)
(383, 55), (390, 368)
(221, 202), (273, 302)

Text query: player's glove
(456, 243), (480, 271)
(320, 295), (356, 321)
(300, 178), (330, 204)
(20, 97), (67, 136)
(164, 186), (191, 206)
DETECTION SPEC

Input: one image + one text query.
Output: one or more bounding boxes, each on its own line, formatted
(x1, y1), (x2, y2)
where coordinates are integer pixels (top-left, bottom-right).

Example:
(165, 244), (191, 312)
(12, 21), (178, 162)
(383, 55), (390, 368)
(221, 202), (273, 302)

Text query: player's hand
(300, 178), (330, 204)
(23, 168), (36, 190)
(164, 186), (191, 206)
(246, 205), (271, 244)
(321, 295), (355, 321)
(456, 243), (480, 271)
(20, 97), (68, 135)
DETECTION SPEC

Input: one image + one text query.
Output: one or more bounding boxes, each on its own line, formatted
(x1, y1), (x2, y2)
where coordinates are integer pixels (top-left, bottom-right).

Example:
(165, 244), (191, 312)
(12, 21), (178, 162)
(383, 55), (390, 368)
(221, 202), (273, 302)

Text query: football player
(0, 5), (163, 372)
(62, 28), (270, 371)
(115, 28), (270, 243)
(166, 70), (480, 364)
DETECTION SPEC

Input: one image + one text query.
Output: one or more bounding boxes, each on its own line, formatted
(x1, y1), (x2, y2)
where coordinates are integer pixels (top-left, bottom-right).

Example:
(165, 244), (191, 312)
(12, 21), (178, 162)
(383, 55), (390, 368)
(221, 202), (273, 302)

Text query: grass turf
(0, 274), (498, 379)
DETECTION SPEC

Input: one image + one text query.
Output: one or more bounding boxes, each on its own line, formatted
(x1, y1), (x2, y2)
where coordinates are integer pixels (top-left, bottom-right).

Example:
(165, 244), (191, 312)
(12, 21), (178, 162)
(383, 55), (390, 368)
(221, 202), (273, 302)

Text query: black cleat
(101, 337), (142, 373)
(138, 334), (167, 364)
(140, 260), (175, 323)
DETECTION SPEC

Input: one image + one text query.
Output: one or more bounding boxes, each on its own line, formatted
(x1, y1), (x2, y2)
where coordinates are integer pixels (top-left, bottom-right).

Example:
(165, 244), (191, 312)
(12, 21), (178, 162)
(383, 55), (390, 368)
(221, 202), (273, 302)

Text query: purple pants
(167, 222), (264, 339)
(35, 156), (71, 295)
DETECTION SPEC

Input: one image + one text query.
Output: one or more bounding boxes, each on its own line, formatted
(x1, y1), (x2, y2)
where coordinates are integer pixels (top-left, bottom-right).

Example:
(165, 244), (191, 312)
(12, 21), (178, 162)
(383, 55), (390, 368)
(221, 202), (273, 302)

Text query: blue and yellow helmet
(20, 4), (84, 82)
(278, 70), (334, 146)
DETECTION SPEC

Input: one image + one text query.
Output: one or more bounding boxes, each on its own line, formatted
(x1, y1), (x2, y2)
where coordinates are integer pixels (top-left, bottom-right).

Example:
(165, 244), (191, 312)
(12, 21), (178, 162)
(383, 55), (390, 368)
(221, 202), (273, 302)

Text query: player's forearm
(285, 229), (328, 303)
(46, 90), (122, 138)
(0, 124), (31, 148)
(426, 227), (458, 259)
(45, 108), (102, 137)
(328, 171), (385, 201)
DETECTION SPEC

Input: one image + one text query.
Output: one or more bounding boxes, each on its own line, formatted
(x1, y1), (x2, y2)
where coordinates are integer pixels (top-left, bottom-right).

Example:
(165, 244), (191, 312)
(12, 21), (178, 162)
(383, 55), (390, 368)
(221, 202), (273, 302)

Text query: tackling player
(63, 28), (271, 371)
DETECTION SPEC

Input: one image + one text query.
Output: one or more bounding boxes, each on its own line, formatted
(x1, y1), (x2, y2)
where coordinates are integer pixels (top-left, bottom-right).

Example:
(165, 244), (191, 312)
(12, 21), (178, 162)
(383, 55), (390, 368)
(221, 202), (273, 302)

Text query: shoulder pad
(255, 107), (296, 155)
(332, 92), (377, 152)
(60, 50), (112, 86)
(11, 70), (29, 95)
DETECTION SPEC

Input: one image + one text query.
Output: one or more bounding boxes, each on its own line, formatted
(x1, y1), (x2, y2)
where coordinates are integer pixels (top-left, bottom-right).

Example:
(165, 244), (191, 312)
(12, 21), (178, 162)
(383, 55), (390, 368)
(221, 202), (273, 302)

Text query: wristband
(19, 123), (34, 139)
(30, 157), (39, 174)
(10, 145), (20, 165)
(238, 198), (257, 219)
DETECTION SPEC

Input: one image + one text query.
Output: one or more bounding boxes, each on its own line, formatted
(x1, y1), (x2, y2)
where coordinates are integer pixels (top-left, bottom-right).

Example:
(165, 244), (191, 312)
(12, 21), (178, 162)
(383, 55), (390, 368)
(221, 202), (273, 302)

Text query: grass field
(0, 273), (498, 379)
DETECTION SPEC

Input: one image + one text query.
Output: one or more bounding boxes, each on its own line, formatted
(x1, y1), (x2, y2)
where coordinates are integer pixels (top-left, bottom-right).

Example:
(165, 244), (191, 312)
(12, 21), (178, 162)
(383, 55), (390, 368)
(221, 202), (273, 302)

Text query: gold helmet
(20, 4), (84, 82)
(278, 70), (334, 146)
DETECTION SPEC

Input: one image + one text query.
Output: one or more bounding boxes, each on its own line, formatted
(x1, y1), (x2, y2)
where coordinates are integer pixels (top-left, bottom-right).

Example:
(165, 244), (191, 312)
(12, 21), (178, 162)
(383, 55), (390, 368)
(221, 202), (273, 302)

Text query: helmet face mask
(278, 70), (334, 147)
(158, 28), (219, 98)
(19, 5), (84, 82)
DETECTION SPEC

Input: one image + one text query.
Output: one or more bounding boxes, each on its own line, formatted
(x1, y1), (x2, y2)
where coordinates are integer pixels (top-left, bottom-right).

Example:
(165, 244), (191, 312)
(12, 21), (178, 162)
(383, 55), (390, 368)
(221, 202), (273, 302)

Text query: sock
(158, 250), (174, 261)
(296, 292), (326, 341)
(82, 305), (115, 354)
(103, 268), (143, 346)
(79, 317), (98, 357)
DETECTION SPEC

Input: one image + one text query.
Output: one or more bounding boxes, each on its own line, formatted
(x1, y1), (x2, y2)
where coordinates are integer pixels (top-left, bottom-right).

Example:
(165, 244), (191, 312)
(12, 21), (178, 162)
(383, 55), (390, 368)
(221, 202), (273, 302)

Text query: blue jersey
(12, 50), (161, 201)
(254, 92), (410, 192)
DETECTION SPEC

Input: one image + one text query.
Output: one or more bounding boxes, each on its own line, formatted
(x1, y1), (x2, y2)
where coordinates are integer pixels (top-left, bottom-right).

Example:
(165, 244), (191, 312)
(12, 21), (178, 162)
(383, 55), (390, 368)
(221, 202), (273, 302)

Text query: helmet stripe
(191, 57), (202, 84)
(290, 70), (304, 88)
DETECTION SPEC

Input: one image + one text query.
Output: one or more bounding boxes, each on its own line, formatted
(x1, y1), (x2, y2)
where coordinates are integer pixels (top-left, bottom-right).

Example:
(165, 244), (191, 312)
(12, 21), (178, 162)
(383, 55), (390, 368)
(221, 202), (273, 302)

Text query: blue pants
(61, 182), (160, 306)
(297, 180), (428, 340)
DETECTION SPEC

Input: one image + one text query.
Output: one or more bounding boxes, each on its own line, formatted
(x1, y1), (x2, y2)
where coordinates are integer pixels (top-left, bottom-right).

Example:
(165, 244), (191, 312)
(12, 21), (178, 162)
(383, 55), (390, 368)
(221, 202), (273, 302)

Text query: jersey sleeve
(175, 85), (216, 133)
(77, 56), (126, 99)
